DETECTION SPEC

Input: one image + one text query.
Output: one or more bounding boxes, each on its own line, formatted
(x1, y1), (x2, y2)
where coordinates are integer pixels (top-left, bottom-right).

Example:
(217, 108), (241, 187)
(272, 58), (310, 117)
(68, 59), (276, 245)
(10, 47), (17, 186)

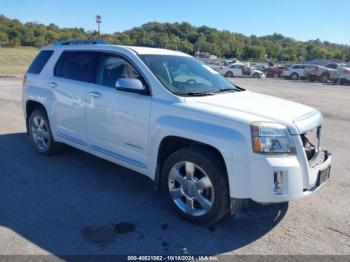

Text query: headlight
(250, 122), (296, 154)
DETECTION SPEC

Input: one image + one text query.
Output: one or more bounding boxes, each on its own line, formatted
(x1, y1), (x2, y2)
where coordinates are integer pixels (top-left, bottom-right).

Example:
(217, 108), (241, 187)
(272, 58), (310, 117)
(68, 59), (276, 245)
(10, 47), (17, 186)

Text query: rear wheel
(252, 73), (259, 78)
(28, 109), (65, 155)
(161, 147), (229, 225)
(225, 71), (233, 78)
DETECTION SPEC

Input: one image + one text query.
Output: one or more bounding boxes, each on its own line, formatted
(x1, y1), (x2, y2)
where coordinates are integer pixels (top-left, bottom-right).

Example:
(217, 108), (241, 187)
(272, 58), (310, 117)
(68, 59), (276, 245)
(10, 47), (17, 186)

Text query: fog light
(273, 171), (285, 195)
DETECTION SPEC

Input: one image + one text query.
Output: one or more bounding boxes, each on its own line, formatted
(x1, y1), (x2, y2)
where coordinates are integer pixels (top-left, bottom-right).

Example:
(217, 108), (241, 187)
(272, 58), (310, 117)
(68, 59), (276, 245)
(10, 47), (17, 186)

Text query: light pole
(96, 15), (102, 39)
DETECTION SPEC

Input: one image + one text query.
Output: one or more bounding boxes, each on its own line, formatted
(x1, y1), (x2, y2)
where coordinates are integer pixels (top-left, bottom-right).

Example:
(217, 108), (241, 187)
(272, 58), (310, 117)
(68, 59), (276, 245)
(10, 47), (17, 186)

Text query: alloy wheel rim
(30, 116), (49, 151)
(168, 161), (214, 216)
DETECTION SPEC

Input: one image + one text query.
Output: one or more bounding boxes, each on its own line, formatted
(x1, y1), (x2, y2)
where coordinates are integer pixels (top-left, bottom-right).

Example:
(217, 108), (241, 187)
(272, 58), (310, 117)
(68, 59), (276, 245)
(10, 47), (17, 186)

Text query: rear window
(27, 50), (54, 74)
(54, 51), (99, 83)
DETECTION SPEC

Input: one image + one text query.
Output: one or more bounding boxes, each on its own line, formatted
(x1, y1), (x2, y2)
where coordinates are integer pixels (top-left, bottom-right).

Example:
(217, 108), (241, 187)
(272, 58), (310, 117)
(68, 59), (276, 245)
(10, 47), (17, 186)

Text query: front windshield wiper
(212, 88), (237, 93)
(176, 91), (216, 96)
(175, 87), (245, 96)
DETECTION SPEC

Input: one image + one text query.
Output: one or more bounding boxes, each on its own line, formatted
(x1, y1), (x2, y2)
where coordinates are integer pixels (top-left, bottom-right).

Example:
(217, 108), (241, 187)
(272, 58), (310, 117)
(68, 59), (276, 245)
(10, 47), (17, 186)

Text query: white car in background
(283, 64), (313, 80)
(212, 63), (265, 78)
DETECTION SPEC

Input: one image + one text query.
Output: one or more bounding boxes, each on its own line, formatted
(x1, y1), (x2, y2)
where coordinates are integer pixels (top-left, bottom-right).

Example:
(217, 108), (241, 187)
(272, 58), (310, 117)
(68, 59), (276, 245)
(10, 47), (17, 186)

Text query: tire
(291, 73), (299, 80)
(337, 78), (347, 85)
(320, 73), (329, 83)
(309, 75), (316, 82)
(28, 108), (65, 155)
(161, 147), (229, 226)
(225, 71), (233, 78)
(252, 73), (259, 78)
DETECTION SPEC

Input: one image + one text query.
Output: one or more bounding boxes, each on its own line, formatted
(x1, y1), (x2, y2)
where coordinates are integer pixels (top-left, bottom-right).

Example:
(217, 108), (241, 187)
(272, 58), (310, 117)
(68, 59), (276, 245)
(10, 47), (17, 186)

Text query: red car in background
(267, 66), (288, 78)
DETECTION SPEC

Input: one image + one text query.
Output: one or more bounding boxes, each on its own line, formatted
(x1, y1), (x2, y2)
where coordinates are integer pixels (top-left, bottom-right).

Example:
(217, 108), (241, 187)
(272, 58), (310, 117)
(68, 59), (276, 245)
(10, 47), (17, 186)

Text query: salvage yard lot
(0, 78), (349, 256)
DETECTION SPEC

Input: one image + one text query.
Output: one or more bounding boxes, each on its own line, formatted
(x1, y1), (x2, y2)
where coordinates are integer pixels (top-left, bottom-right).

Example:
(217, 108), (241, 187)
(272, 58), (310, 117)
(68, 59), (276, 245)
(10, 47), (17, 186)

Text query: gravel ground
(0, 77), (349, 257)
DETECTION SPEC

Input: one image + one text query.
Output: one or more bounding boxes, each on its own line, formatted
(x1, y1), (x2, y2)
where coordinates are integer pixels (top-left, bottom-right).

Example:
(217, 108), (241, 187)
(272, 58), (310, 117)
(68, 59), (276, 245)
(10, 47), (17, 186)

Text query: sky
(1, 0), (350, 45)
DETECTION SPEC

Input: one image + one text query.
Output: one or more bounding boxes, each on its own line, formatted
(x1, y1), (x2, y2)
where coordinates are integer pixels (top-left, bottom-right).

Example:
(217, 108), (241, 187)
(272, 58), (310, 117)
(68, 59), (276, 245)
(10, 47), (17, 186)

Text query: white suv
(283, 64), (313, 80)
(22, 40), (332, 225)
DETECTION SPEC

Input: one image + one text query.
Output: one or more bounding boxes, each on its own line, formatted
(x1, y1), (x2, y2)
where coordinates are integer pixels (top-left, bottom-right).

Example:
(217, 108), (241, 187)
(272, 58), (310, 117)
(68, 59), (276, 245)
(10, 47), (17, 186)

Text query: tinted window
(292, 65), (301, 69)
(326, 64), (338, 69)
(55, 51), (99, 83)
(97, 54), (142, 87)
(27, 50), (54, 74)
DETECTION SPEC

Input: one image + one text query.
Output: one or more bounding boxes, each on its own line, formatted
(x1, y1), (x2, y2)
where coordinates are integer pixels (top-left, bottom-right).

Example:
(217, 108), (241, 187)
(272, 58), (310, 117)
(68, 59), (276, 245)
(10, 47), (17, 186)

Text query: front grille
(300, 126), (321, 164)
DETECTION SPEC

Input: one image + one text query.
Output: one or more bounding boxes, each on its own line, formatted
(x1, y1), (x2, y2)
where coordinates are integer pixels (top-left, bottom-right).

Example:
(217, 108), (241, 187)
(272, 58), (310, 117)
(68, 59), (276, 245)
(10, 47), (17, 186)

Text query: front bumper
(225, 150), (332, 203)
(251, 150), (331, 203)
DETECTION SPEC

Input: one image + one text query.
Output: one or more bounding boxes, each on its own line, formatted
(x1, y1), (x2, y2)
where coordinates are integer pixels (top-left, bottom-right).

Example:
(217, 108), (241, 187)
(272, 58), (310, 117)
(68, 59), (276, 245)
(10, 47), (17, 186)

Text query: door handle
(89, 91), (102, 98)
(49, 82), (57, 89)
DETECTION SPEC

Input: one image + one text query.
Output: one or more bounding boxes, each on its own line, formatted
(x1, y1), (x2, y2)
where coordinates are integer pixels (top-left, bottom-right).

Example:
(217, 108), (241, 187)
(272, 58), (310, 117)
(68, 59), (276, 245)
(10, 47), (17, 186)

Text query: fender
(148, 115), (251, 179)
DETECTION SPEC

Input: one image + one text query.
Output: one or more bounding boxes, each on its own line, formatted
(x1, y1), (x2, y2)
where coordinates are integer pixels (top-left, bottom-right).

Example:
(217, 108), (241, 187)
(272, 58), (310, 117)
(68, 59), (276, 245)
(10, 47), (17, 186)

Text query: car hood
(186, 91), (322, 134)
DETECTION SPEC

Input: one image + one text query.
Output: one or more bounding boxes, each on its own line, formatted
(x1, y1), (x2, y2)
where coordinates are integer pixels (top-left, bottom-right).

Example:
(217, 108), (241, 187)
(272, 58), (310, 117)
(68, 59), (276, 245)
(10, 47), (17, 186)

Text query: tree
(0, 15), (349, 62)
(242, 46), (266, 60)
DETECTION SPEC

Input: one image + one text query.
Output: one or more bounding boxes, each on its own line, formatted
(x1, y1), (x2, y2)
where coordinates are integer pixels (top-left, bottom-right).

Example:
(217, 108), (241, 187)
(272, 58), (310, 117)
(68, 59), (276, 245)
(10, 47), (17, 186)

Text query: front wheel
(161, 147), (229, 226)
(225, 71), (234, 78)
(252, 73), (260, 78)
(291, 73), (299, 80)
(320, 73), (329, 83)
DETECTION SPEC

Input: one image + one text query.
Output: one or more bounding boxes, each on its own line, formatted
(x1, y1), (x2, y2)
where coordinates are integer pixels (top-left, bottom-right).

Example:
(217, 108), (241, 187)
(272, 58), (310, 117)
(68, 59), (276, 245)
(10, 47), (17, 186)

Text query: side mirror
(115, 78), (147, 94)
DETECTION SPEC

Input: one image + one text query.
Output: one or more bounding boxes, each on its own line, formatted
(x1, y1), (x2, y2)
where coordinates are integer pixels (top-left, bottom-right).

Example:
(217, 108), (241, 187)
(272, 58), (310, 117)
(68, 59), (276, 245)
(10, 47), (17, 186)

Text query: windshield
(140, 55), (241, 95)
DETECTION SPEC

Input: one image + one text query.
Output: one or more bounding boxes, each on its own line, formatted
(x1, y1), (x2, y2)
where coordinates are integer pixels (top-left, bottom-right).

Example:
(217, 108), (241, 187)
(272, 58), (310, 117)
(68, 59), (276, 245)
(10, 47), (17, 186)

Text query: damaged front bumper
(228, 149), (332, 215)
(304, 150), (332, 194)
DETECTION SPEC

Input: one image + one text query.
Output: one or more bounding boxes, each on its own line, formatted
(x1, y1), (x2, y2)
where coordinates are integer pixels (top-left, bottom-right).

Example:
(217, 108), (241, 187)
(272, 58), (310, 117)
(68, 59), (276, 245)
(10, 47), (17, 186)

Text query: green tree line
(1, 15), (349, 62)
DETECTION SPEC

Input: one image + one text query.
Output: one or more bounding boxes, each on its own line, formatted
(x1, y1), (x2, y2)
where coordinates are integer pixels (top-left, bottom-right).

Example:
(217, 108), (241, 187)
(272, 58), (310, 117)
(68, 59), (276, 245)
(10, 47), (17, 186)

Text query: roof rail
(53, 39), (106, 46)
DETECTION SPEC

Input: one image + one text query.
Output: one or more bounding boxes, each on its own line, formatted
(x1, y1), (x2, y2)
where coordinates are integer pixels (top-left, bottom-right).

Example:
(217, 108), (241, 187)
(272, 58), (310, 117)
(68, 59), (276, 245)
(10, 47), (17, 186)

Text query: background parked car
(214, 63), (265, 78)
(282, 64), (314, 80)
(267, 66), (288, 78)
(304, 63), (341, 83)
(333, 66), (350, 84)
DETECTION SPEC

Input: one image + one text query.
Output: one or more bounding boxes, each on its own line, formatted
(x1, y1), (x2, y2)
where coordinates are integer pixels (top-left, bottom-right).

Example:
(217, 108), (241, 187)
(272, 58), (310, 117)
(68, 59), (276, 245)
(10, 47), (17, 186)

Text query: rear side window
(27, 50), (54, 74)
(54, 51), (99, 83)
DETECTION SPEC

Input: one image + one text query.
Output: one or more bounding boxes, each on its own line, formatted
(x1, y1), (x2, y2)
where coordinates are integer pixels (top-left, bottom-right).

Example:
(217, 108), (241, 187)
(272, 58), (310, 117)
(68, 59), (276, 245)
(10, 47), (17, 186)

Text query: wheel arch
(25, 100), (48, 133)
(154, 135), (227, 190)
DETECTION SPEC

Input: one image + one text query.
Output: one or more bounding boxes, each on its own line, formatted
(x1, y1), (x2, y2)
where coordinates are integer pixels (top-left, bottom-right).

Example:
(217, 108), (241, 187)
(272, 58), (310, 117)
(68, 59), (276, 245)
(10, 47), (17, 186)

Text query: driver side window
(97, 54), (142, 88)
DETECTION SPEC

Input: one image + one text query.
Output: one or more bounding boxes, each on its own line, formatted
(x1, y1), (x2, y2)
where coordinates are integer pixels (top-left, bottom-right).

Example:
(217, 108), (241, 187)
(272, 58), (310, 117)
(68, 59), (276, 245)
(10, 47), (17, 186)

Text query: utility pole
(96, 15), (102, 39)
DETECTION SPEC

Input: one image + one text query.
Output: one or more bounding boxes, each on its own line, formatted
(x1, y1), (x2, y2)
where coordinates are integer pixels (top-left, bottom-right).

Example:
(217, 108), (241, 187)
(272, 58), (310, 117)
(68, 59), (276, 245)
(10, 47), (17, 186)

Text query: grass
(0, 47), (39, 77)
